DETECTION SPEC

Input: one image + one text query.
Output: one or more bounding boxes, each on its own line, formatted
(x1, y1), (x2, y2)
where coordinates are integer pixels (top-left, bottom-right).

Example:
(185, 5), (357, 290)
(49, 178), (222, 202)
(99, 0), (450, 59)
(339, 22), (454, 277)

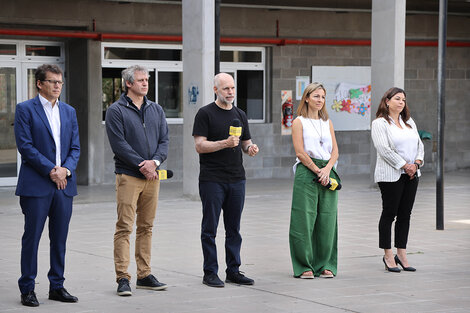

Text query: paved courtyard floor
(0, 170), (469, 313)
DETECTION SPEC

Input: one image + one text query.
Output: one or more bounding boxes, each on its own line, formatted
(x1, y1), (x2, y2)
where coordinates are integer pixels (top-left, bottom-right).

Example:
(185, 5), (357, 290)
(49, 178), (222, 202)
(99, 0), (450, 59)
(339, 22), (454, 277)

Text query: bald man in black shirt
(192, 73), (259, 288)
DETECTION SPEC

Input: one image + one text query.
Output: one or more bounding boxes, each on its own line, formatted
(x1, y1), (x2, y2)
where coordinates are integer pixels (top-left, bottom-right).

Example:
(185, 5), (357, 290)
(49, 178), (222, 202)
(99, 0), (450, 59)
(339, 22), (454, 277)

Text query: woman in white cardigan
(371, 87), (424, 273)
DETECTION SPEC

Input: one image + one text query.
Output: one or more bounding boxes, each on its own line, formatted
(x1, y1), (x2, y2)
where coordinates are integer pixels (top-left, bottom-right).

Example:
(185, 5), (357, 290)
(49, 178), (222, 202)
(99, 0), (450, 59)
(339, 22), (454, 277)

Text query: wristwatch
(153, 160), (161, 168)
(414, 162), (421, 170)
(65, 168), (71, 177)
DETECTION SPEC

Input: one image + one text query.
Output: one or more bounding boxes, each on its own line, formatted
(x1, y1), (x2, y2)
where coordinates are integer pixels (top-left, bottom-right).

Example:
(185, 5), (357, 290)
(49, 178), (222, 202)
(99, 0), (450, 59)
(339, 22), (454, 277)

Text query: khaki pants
(114, 174), (160, 282)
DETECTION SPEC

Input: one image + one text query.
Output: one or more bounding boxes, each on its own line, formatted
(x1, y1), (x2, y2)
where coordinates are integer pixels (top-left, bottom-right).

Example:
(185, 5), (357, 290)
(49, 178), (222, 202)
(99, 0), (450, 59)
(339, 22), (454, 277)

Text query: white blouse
(389, 116), (419, 170)
(293, 116), (333, 173)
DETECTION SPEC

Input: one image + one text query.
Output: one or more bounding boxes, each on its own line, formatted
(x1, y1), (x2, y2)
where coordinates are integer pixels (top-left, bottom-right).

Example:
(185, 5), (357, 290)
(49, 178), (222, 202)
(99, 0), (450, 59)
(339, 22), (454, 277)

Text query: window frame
(0, 39), (65, 63)
(155, 69), (184, 123)
(101, 42), (265, 123)
(220, 46), (265, 123)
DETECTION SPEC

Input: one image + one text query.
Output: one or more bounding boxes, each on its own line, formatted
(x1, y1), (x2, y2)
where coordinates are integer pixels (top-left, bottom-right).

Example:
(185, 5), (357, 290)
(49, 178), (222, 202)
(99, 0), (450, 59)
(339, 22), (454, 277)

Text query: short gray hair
(122, 65), (149, 92)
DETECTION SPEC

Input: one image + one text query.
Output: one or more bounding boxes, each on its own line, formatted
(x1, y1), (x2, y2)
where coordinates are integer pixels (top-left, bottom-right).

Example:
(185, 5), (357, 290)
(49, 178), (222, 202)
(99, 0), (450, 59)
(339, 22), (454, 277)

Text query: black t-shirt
(192, 102), (251, 183)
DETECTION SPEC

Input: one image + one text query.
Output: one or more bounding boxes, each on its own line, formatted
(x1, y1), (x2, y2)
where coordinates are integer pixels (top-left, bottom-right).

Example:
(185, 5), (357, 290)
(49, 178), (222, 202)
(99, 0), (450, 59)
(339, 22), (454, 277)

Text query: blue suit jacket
(14, 95), (80, 197)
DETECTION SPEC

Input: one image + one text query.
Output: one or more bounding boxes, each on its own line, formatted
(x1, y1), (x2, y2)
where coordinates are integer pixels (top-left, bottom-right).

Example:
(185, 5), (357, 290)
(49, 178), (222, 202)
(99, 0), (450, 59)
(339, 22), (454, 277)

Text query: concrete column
(68, 39), (103, 185)
(86, 40), (105, 185)
(370, 0), (406, 180)
(182, 0), (215, 198)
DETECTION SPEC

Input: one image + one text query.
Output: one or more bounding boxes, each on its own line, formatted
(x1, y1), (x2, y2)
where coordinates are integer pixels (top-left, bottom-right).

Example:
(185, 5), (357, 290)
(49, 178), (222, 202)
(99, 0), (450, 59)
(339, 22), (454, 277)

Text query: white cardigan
(371, 117), (424, 183)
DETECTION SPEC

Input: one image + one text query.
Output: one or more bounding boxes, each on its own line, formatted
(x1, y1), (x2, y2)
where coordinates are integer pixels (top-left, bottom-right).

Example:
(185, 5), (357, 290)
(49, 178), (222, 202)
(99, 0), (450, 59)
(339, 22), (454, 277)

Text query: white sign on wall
(312, 66), (371, 131)
(295, 76), (310, 100)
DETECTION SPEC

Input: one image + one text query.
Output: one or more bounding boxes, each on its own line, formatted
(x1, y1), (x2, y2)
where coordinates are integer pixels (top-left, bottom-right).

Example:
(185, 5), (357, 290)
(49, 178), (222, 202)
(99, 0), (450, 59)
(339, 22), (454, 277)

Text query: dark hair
(35, 64), (63, 91)
(296, 82), (329, 121)
(376, 87), (411, 128)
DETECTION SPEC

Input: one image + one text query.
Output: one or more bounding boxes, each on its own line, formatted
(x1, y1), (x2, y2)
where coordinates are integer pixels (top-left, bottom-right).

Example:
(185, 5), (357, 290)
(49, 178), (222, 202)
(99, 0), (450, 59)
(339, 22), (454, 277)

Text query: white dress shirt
(389, 116), (419, 168)
(39, 94), (61, 166)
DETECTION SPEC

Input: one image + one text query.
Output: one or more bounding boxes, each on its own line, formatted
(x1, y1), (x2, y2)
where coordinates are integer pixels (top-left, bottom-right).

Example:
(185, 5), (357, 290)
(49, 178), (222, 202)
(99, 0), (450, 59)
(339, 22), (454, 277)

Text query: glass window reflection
(158, 72), (182, 118)
(25, 45), (61, 57)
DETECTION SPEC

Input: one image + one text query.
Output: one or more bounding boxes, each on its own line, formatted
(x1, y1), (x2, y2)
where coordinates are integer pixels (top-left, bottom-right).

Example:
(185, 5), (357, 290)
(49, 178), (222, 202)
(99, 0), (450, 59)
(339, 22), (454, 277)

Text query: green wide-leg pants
(289, 158), (339, 277)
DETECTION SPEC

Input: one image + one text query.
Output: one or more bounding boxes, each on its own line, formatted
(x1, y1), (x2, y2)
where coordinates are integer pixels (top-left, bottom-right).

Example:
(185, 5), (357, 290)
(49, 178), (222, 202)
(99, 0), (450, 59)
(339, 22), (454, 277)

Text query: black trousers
(199, 180), (246, 276)
(378, 174), (419, 249)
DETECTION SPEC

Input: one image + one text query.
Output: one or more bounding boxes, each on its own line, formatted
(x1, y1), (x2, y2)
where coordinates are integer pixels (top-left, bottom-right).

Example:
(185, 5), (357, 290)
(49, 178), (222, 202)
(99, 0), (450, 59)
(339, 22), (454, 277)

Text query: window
(104, 47), (181, 61)
(25, 45), (61, 57)
(101, 43), (265, 122)
(102, 43), (182, 122)
(220, 50), (262, 63)
(236, 70), (264, 120)
(0, 44), (16, 55)
(221, 46), (265, 122)
(158, 72), (182, 118)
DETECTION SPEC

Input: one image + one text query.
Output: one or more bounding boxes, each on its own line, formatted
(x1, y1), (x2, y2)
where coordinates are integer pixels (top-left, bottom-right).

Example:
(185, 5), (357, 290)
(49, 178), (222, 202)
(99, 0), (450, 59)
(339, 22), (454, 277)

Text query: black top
(192, 102), (251, 183)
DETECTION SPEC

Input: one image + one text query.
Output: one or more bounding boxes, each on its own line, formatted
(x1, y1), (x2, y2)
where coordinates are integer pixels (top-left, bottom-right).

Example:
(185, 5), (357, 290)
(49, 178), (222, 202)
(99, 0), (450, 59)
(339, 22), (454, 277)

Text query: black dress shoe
(383, 257), (401, 273)
(48, 287), (78, 303)
(21, 290), (39, 307)
(203, 273), (225, 287)
(395, 255), (417, 272)
(225, 271), (255, 285)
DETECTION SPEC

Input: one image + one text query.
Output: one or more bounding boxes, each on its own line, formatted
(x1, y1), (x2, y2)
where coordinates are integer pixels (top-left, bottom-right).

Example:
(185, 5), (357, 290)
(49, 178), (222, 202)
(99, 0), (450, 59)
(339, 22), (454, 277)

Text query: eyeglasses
(42, 80), (64, 86)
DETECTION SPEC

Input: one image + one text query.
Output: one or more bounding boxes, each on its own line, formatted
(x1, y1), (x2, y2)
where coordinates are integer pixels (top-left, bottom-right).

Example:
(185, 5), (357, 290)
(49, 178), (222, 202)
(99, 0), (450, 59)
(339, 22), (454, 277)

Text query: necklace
(308, 117), (323, 146)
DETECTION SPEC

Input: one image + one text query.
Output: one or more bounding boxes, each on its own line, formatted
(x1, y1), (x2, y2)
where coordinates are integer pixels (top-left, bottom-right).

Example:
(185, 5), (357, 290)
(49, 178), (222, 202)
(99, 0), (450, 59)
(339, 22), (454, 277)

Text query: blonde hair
(296, 82), (329, 121)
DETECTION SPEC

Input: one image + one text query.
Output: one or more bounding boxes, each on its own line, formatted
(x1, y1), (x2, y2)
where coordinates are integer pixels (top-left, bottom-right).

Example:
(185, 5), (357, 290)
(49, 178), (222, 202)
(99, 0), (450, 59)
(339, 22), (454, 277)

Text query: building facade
(1, 0), (469, 186)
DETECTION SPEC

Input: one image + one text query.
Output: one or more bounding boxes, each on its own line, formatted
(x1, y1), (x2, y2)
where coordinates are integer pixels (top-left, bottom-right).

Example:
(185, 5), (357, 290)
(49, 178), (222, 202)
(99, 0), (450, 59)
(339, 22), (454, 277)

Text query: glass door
(0, 63), (19, 185)
(0, 60), (65, 186)
(0, 40), (65, 186)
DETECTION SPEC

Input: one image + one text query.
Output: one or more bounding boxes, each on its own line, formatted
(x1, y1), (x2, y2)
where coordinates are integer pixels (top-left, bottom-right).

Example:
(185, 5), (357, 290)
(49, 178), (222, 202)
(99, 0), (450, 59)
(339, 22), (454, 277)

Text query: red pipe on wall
(405, 40), (470, 47)
(102, 33), (182, 42)
(219, 37), (373, 46)
(0, 28), (182, 42)
(1, 28), (469, 47)
(0, 28), (99, 39)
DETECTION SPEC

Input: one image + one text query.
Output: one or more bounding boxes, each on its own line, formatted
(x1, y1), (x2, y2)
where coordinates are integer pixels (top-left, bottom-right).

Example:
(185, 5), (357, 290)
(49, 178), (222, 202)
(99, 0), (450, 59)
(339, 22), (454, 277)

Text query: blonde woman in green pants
(289, 82), (340, 279)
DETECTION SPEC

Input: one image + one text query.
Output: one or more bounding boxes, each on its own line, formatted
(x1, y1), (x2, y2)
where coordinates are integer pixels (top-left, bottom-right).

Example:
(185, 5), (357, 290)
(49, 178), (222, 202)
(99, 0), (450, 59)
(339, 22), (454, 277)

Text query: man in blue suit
(14, 64), (80, 307)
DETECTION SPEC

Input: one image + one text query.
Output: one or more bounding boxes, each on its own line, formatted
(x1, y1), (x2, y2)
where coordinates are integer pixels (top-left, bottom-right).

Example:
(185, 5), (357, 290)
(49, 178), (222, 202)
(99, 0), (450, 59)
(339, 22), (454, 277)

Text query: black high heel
(395, 255), (416, 272)
(383, 257), (401, 272)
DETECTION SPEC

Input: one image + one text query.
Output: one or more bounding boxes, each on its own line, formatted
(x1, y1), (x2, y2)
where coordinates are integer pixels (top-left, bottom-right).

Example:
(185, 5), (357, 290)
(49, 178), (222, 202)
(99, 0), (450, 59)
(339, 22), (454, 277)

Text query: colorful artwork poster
(281, 90), (293, 135)
(332, 82), (371, 117)
(312, 66), (371, 131)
